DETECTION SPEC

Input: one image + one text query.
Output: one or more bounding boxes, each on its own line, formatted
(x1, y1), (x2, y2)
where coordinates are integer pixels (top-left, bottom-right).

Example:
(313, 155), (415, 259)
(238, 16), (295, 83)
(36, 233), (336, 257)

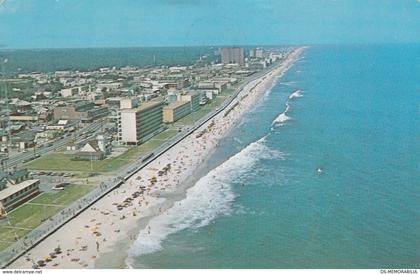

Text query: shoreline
(9, 47), (304, 269)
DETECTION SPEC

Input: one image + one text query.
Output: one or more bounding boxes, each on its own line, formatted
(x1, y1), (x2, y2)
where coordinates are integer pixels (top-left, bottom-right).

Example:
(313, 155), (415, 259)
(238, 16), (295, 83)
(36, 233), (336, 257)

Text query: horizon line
(1, 42), (419, 51)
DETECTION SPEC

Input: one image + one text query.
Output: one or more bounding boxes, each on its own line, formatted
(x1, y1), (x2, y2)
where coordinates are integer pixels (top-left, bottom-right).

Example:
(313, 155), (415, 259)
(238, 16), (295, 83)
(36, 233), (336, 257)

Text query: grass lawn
(0, 224), (30, 251)
(0, 184), (96, 252)
(24, 129), (179, 173)
(0, 205), (61, 251)
(29, 184), (94, 206)
(0, 241), (12, 252)
(173, 108), (212, 126)
(5, 204), (62, 229)
(0, 227), (29, 243)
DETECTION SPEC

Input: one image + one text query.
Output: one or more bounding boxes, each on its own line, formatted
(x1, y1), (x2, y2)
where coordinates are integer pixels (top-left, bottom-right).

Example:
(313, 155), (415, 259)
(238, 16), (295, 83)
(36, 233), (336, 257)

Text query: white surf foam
(126, 136), (279, 261)
(289, 89), (304, 99)
(279, 81), (297, 86)
(271, 89), (304, 127)
(261, 73), (283, 100)
(272, 103), (291, 126)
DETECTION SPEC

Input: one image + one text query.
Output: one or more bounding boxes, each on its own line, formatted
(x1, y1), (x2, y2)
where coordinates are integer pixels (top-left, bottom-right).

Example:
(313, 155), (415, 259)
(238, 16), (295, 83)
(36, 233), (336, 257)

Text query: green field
(0, 241), (12, 252)
(0, 205), (62, 251)
(29, 184), (94, 206)
(24, 129), (179, 173)
(5, 204), (62, 229)
(0, 227), (29, 243)
(0, 184), (94, 251)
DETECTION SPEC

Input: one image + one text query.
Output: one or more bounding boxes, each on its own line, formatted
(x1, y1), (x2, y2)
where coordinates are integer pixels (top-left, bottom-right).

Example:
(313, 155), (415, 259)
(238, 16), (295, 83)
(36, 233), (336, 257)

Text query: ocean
(126, 44), (419, 269)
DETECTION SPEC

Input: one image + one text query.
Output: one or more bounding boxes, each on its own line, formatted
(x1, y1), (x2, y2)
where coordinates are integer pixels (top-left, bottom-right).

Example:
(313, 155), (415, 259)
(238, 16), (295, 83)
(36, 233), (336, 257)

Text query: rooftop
(0, 179), (40, 201)
(121, 101), (163, 113)
(8, 169), (29, 181)
(163, 101), (189, 110)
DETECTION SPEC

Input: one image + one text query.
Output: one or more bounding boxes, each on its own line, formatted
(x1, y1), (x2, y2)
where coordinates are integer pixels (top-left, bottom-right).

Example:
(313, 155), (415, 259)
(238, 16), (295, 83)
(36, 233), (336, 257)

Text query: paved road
(3, 119), (104, 168)
(0, 49), (297, 268)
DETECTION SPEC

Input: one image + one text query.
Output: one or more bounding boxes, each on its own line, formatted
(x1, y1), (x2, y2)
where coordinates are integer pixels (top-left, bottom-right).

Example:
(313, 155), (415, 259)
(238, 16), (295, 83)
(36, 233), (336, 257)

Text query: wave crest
(127, 136), (280, 261)
(289, 89), (304, 99)
(272, 103), (291, 126)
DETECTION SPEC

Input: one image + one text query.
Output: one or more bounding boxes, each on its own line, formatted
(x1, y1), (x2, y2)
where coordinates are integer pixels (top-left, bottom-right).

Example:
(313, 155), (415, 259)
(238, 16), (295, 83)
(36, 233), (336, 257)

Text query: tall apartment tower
(255, 48), (264, 58)
(220, 47), (245, 66)
(118, 101), (163, 145)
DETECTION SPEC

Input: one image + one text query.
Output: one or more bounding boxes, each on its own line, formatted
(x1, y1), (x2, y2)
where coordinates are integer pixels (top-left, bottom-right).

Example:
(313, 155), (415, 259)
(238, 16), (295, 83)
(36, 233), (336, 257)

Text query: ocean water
(127, 44), (420, 268)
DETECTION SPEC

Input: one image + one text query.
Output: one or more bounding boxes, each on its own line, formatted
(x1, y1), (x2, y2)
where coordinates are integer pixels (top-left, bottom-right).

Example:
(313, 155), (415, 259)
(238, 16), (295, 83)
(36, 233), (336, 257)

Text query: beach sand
(10, 48), (304, 269)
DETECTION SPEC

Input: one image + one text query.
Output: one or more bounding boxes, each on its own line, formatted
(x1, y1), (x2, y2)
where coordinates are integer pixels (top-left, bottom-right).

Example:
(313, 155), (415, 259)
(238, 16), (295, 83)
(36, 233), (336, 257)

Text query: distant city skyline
(0, 0), (419, 49)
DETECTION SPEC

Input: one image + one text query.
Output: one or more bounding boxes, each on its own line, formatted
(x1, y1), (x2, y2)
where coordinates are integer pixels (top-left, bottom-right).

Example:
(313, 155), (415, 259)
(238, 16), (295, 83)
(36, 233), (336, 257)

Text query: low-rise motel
(0, 170), (41, 217)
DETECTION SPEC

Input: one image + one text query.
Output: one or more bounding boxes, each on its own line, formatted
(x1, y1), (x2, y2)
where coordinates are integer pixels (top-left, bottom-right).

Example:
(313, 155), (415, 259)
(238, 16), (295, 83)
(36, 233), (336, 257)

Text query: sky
(0, 0), (419, 49)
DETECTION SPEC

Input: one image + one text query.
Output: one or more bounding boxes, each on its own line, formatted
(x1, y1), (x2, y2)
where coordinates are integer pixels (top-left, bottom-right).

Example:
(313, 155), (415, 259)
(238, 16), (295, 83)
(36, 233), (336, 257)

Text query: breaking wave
(126, 135), (281, 264)
(289, 89), (304, 99)
(272, 103), (291, 125)
(279, 81), (297, 86)
(272, 89), (304, 127)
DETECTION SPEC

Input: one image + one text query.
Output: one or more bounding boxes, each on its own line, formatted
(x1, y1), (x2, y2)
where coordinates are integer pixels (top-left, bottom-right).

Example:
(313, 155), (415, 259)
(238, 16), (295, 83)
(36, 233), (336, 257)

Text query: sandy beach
(10, 47), (304, 269)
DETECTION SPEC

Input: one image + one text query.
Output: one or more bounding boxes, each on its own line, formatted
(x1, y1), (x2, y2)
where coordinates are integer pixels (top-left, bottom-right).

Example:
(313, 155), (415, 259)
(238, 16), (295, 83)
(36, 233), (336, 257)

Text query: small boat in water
(317, 167), (323, 174)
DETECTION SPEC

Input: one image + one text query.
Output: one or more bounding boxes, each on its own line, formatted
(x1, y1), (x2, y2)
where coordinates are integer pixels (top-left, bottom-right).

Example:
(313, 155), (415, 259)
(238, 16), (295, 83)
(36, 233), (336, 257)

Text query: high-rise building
(220, 47), (245, 66)
(163, 101), (191, 123)
(118, 101), (163, 145)
(255, 48), (264, 59)
(120, 97), (139, 109)
(178, 92), (201, 112)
